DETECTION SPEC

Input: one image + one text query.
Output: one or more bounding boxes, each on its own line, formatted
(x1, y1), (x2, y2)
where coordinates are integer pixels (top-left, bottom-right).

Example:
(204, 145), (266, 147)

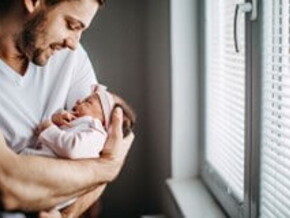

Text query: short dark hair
(0, 0), (14, 14)
(0, 0), (106, 15)
(45, 0), (106, 7)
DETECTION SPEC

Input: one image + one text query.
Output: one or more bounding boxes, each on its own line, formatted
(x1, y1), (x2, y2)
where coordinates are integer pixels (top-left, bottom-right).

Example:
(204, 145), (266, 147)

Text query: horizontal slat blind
(205, 0), (245, 201)
(260, 0), (290, 217)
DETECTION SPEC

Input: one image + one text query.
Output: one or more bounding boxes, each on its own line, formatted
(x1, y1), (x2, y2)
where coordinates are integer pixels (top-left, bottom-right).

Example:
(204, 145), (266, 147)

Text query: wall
(145, 0), (172, 214)
(81, 0), (171, 217)
(170, 0), (199, 179)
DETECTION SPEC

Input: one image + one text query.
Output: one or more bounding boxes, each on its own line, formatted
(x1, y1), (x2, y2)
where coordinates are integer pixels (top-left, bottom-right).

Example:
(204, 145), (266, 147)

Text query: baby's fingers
(63, 113), (76, 121)
(62, 120), (72, 127)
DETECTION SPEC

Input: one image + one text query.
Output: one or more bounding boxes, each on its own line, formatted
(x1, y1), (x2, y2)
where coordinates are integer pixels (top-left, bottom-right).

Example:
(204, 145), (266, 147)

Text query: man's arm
(0, 107), (134, 212)
(38, 184), (107, 218)
(60, 184), (107, 218)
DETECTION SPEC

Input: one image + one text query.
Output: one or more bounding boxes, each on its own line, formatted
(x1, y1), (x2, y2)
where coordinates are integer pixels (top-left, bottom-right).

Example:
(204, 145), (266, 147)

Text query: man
(0, 0), (134, 217)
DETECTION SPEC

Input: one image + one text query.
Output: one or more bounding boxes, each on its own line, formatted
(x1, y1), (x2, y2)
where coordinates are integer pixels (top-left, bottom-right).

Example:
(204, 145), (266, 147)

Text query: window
(260, 0), (290, 217)
(202, 0), (246, 216)
(201, 0), (290, 217)
(205, 0), (246, 201)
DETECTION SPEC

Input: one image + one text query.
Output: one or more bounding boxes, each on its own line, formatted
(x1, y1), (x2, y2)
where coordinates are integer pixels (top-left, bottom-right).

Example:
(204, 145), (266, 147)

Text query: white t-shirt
(0, 45), (97, 218)
(0, 45), (97, 153)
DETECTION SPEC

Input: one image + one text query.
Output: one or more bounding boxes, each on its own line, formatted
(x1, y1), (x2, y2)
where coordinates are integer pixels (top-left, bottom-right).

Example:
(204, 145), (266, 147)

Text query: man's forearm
(0, 108), (134, 212)
(61, 184), (107, 218)
(0, 141), (118, 211)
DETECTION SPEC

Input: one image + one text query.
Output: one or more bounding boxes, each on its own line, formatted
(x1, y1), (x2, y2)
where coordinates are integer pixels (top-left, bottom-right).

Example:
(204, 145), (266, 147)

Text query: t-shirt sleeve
(66, 45), (98, 110)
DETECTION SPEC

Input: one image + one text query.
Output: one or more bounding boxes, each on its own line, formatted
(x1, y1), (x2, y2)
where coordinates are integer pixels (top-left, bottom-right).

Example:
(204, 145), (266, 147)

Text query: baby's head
(73, 84), (136, 137)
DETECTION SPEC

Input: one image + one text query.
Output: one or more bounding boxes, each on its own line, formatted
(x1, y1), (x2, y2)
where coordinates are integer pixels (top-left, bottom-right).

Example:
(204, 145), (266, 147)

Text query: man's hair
(0, 0), (106, 15)
(0, 0), (14, 14)
(45, 0), (106, 7)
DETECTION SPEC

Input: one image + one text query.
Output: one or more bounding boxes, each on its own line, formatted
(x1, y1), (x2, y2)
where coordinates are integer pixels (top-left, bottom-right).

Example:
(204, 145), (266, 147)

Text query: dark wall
(81, 0), (171, 217)
(144, 0), (172, 214)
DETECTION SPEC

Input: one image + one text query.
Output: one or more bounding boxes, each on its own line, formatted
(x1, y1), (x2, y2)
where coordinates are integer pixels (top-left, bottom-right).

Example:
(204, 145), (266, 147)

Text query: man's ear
(23, 0), (41, 13)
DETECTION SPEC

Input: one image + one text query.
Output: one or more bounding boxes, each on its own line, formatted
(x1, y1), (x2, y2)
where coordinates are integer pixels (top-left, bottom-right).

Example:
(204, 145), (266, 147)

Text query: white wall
(170, 0), (200, 179)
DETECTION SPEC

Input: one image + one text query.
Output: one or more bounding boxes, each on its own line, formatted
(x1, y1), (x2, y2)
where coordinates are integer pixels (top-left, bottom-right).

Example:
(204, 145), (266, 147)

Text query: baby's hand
(52, 111), (76, 127)
(35, 120), (53, 136)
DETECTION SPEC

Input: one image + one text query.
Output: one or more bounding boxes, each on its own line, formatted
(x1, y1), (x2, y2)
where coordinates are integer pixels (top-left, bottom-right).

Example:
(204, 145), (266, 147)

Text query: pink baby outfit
(21, 116), (107, 159)
(21, 84), (114, 159)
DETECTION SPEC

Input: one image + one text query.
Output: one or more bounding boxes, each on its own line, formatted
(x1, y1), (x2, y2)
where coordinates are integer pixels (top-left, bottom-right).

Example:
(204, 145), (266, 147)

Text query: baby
(20, 84), (136, 210)
(22, 84), (135, 159)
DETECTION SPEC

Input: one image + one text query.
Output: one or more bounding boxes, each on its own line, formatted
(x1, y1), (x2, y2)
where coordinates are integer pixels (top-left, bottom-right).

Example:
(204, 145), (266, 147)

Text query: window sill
(165, 178), (226, 218)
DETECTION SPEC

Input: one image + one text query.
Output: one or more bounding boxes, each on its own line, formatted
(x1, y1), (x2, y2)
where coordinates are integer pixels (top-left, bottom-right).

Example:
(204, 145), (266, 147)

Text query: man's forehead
(53, 0), (99, 28)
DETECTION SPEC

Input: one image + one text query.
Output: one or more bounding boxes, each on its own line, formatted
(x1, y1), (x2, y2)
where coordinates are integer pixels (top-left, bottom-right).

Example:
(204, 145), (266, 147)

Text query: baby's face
(72, 94), (104, 122)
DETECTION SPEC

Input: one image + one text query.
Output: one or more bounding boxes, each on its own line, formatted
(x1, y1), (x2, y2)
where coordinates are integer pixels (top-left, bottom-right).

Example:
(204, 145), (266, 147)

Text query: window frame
(199, 0), (263, 217)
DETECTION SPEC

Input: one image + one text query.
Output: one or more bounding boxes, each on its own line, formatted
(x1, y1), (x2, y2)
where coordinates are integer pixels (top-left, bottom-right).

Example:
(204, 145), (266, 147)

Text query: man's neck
(0, 11), (29, 76)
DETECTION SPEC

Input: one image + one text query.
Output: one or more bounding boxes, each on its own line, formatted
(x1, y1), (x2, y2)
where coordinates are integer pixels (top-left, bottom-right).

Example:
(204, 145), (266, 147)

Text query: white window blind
(260, 0), (290, 217)
(205, 0), (246, 201)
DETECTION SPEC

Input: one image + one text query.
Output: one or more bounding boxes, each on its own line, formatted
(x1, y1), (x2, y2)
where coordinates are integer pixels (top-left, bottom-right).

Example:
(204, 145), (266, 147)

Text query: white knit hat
(91, 84), (114, 129)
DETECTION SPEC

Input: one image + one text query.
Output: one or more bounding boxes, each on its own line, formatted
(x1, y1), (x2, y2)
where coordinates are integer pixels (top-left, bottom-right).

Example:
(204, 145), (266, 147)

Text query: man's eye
(67, 22), (80, 31)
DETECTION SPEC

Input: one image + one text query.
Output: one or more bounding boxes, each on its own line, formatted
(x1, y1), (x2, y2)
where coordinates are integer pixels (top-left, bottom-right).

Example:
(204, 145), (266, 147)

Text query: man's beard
(17, 11), (50, 66)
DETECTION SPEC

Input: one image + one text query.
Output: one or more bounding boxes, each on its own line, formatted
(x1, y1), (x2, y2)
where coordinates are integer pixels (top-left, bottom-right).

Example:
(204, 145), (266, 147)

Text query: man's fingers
(123, 132), (135, 147)
(121, 132), (135, 155)
(101, 107), (135, 163)
(109, 107), (124, 139)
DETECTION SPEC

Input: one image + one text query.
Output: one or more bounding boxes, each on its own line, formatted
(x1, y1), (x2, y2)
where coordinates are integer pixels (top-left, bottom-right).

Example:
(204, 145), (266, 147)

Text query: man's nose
(64, 32), (81, 50)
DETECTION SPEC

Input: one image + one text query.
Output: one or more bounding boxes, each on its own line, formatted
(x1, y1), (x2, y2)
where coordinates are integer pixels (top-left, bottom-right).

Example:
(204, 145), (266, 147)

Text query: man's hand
(39, 209), (62, 218)
(52, 111), (76, 127)
(100, 107), (135, 179)
(60, 184), (106, 218)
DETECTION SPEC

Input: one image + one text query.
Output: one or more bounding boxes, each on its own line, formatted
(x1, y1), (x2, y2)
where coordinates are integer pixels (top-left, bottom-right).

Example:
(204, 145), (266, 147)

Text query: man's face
(18, 0), (99, 66)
